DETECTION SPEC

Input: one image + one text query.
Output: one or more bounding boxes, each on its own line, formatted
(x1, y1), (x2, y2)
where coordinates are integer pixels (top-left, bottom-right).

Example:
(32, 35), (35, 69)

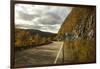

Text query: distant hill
(15, 28), (57, 37)
(15, 28), (57, 48)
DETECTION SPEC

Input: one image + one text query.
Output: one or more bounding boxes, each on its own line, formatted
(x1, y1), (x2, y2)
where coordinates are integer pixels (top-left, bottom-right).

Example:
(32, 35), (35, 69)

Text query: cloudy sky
(15, 4), (72, 33)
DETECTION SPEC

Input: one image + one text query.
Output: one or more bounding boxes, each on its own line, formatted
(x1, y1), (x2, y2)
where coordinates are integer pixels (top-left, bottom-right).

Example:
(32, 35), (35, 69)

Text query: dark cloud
(36, 16), (60, 26)
(17, 11), (40, 21)
(45, 12), (61, 20)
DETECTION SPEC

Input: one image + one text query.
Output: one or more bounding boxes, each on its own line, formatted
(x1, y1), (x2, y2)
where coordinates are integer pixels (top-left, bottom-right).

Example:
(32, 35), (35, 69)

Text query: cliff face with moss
(58, 6), (96, 63)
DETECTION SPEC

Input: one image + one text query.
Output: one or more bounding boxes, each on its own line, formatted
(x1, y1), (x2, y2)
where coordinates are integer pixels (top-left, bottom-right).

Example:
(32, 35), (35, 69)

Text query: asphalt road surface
(14, 41), (63, 67)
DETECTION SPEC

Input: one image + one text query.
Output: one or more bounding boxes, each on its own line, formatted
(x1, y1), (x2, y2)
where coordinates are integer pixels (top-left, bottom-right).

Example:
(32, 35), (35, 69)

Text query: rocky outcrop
(58, 6), (96, 63)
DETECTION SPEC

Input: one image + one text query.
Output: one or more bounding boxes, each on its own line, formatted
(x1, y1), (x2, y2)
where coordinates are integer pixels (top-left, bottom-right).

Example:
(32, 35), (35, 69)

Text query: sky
(15, 4), (72, 33)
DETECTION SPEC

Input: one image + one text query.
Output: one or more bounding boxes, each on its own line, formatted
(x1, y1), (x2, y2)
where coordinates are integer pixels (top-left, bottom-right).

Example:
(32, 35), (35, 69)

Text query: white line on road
(54, 42), (63, 64)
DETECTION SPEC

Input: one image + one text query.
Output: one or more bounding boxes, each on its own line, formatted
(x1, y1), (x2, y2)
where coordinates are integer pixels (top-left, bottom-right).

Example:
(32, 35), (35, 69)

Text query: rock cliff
(58, 6), (96, 63)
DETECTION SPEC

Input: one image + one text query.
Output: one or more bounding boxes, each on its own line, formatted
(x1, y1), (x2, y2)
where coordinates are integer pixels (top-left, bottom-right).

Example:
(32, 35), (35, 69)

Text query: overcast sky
(15, 4), (72, 33)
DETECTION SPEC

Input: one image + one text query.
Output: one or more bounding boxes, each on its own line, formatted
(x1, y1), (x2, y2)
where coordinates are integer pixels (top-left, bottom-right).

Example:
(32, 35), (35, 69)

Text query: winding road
(14, 41), (63, 67)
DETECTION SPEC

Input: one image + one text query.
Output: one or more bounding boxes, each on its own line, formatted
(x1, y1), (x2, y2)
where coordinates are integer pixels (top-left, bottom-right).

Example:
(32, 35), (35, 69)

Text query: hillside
(57, 6), (96, 63)
(15, 28), (57, 49)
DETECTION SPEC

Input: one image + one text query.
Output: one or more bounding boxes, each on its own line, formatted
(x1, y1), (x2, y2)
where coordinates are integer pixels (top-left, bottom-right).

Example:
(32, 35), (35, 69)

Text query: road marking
(54, 42), (63, 64)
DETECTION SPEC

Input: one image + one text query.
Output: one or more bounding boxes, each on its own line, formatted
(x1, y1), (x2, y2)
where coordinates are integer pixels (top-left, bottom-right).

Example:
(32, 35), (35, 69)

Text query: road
(14, 41), (63, 67)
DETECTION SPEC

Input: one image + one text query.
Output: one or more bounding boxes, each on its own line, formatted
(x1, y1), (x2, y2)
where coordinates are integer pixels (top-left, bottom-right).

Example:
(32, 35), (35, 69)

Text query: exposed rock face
(58, 6), (96, 63)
